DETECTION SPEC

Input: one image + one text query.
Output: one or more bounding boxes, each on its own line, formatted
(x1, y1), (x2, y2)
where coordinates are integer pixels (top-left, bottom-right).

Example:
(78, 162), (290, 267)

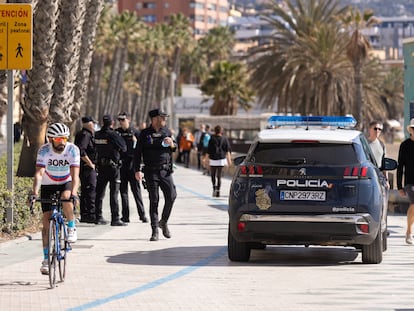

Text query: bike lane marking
(67, 247), (227, 311)
(67, 185), (227, 311)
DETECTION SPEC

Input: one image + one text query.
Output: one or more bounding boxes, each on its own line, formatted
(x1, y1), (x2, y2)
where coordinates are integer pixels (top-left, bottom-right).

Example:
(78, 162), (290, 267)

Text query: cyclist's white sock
(67, 220), (75, 228)
(43, 248), (48, 260)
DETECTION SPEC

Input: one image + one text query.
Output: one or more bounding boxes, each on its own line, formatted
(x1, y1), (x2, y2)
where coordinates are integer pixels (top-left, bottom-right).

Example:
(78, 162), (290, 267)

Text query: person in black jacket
(74, 116), (98, 224)
(207, 125), (232, 197)
(116, 111), (148, 223)
(397, 118), (414, 244)
(134, 108), (177, 241)
(95, 114), (127, 226)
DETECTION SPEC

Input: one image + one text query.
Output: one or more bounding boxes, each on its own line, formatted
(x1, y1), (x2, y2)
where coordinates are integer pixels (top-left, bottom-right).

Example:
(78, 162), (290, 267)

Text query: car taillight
(237, 222), (246, 232)
(343, 166), (368, 178)
(357, 223), (369, 234)
(240, 165), (263, 176)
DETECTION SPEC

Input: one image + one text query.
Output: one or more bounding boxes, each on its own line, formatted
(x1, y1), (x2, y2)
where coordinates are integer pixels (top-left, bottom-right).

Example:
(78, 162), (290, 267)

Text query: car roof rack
(267, 115), (357, 129)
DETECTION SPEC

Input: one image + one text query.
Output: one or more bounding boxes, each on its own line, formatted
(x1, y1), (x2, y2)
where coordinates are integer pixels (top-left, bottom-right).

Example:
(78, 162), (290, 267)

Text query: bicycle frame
(32, 191), (73, 288)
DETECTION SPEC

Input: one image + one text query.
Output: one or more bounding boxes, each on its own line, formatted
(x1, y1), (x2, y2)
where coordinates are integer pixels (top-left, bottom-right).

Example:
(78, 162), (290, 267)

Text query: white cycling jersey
(36, 142), (80, 185)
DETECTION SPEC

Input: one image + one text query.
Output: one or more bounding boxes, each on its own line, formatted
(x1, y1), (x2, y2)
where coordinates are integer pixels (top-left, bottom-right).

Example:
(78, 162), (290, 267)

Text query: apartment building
(117, 0), (229, 37)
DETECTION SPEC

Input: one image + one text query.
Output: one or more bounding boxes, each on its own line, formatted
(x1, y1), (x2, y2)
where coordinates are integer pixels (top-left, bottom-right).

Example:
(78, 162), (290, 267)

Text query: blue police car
(228, 116), (397, 264)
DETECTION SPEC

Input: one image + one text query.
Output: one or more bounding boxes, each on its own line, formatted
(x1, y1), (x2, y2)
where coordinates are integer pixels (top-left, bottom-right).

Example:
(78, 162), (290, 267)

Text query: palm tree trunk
(18, 0), (59, 177)
(354, 64), (364, 129)
(50, 0), (85, 123)
(73, 0), (104, 119)
(104, 45), (123, 114)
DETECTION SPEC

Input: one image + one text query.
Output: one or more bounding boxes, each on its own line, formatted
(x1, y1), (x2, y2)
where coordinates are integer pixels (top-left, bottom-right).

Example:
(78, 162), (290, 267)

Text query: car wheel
(228, 227), (251, 262)
(362, 226), (383, 264)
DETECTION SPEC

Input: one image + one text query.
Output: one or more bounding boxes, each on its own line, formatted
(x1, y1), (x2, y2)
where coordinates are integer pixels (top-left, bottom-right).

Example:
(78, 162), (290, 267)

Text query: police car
(228, 116), (397, 264)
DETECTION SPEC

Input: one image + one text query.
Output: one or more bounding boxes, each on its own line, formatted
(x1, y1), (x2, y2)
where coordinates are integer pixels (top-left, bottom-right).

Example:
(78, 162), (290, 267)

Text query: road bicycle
(30, 192), (75, 288)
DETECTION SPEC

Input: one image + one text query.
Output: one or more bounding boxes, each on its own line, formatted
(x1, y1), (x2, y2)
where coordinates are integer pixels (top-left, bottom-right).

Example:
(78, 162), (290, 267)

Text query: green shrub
(0, 142), (41, 239)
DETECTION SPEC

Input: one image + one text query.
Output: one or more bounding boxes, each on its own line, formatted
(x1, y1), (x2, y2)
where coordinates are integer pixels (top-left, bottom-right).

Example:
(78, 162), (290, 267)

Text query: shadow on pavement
(106, 245), (360, 267)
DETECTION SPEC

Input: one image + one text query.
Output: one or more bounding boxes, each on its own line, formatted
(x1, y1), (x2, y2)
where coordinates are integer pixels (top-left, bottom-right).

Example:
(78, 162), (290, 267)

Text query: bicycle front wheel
(58, 222), (67, 282)
(48, 220), (57, 288)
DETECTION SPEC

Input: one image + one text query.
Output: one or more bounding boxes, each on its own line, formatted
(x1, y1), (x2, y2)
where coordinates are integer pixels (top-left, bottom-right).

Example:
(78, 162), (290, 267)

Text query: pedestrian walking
(116, 112), (148, 223)
(207, 125), (232, 197)
(179, 127), (194, 168)
(74, 116), (98, 224)
(367, 120), (386, 169)
(134, 108), (177, 241)
(397, 118), (414, 244)
(95, 115), (127, 226)
(194, 124), (206, 170)
(201, 124), (211, 175)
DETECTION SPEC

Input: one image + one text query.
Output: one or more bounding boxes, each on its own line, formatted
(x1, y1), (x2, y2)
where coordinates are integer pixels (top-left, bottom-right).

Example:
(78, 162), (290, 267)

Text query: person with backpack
(201, 124), (211, 175)
(207, 125), (232, 197)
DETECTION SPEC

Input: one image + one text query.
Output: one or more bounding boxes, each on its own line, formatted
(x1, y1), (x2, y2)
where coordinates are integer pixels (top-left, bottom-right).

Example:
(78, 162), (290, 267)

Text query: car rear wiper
(272, 158), (306, 165)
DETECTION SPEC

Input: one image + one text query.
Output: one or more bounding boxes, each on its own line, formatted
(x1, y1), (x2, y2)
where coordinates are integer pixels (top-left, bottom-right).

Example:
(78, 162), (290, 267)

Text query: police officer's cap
(148, 109), (169, 118)
(103, 114), (113, 126)
(81, 116), (97, 123)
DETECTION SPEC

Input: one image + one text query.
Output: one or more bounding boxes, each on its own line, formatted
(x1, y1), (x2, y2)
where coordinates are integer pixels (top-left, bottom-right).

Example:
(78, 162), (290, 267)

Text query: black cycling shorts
(40, 182), (72, 212)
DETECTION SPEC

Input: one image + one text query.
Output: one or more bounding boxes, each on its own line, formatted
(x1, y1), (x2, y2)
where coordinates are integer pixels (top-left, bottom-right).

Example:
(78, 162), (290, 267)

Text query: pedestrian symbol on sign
(16, 43), (23, 58)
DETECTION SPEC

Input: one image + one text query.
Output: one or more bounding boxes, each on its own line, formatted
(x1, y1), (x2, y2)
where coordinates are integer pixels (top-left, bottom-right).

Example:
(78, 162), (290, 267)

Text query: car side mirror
(382, 158), (397, 171)
(233, 155), (246, 166)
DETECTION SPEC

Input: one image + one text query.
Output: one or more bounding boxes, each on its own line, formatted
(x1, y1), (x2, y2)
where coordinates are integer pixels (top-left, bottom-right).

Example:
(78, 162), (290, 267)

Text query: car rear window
(249, 143), (358, 165)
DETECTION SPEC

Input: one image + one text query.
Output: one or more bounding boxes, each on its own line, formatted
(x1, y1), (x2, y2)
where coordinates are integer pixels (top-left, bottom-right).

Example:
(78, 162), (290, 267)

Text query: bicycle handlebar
(28, 195), (78, 214)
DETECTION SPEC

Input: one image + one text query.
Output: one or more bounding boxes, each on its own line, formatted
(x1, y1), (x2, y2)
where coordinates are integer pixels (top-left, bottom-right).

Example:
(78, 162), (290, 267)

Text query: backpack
(202, 133), (211, 148)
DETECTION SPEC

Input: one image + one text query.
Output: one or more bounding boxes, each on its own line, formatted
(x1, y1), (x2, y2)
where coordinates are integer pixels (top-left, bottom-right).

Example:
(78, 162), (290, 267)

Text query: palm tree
(103, 11), (142, 116)
(49, 0), (86, 123)
(198, 26), (235, 68)
(72, 0), (104, 121)
(17, 0), (60, 177)
(248, 0), (352, 115)
(380, 67), (404, 120)
(200, 61), (255, 115)
(17, 1), (102, 176)
(343, 7), (380, 128)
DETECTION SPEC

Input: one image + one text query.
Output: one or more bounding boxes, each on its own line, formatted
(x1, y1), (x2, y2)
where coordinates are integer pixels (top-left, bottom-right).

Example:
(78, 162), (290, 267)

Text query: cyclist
(30, 123), (80, 275)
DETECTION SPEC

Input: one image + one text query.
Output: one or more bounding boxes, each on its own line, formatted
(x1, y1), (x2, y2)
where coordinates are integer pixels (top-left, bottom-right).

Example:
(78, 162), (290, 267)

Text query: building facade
(117, 0), (229, 37)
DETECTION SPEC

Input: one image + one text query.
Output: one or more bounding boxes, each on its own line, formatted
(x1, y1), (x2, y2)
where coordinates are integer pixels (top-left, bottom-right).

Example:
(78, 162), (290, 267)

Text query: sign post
(0, 4), (32, 224)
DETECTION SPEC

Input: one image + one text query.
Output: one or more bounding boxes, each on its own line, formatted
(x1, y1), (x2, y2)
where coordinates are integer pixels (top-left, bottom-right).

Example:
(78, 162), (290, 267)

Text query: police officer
(134, 108), (177, 241)
(116, 111), (148, 223)
(74, 116), (98, 224)
(95, 114), (127, 226)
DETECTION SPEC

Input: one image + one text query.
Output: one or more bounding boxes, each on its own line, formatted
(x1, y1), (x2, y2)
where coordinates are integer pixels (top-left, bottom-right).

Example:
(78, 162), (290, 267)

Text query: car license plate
(280, 190), (326, 201)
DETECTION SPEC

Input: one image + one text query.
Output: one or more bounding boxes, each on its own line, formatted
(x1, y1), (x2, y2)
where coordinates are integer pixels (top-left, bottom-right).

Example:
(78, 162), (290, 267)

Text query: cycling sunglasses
(52, 137), (68, 143)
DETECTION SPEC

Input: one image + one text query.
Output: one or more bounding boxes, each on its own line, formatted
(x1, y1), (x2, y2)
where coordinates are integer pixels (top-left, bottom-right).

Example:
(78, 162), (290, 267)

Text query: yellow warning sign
(0, 4), (32, 70)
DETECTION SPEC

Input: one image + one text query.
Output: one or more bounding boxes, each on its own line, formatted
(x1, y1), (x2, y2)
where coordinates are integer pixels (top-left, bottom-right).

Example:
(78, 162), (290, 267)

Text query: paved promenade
(0, 164), (232, 310)
(1, 162), (414, 311)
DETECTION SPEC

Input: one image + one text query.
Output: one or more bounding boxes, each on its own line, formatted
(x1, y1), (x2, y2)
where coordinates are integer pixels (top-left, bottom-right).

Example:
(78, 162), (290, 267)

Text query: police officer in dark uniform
(134, 108), (177, 241)
(115, 111), (148, 223)
(95, 114), (127, 226)
(74, 116), (98, 224)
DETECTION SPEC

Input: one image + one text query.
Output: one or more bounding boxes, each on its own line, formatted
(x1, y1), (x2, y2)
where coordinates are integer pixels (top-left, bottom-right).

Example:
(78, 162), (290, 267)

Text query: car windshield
(248, 143), (358, 165)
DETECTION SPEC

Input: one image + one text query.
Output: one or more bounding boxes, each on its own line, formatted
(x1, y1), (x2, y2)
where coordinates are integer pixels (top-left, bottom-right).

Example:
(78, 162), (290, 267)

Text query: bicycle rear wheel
(48, 220), (57, 288)
(58, 222), (67, 282)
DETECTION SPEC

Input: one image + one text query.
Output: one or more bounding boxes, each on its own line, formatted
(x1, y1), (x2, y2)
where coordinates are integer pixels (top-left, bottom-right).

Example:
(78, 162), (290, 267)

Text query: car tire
(228, 227), (251, 262)
(362, 226), (383, 264)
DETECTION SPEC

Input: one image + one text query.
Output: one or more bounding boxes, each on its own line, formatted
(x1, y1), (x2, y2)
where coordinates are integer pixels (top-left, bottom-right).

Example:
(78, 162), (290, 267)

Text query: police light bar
(267, 116), (357, 128)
